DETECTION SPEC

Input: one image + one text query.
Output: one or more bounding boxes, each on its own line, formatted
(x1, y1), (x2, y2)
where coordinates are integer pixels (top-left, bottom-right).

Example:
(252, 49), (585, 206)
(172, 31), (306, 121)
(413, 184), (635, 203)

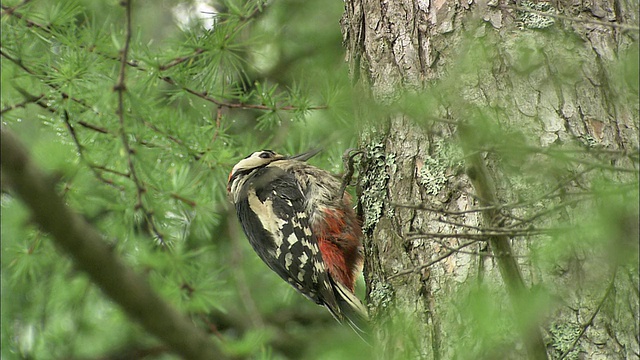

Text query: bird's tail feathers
(333, 280), (370, 342)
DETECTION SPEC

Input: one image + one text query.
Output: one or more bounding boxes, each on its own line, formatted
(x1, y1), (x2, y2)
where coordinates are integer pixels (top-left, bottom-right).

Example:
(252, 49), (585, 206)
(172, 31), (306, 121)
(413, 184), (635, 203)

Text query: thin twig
(392, 202), (503, 214)
(0, 48), (36, 75)
(558, 270), (617, 360)
(2, 7), (328, 116)
(392, 164), (599, 218)
(432, 238), (528, 258)
(161, 75), (328, 111)
(92, 165), (130, 178)
(113, 0), (165, 245)
(140, 117), (204, 160)
(209, 106), (223, 147)
(405, 228), (552, 240)
(1, 2), (43, 28)
(0, 93), (44, 115)
(2, 88), (123, 189)
(0, 49), (99, 114)
(485, 144), (639, 170)
(158, 48), (205, 71)
(170, 193), (197, 208)
(461, 122), (549, 359)
(508, 182), (638, 228)
(433, 217), (570, 235)
(507, 197), (588, 228)
(62, 110), (126, 190)
(77, 120), (111, 134)
(387, 240), (480, 280)
(153, 0), (268, 75)
(339, 148), (363, 198)
(0, 0), (31, 16)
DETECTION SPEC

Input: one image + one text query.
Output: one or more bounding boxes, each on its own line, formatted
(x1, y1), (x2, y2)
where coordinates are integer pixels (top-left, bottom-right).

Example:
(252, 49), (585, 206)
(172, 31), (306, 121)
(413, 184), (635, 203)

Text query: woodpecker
(227, 149), (367, 334)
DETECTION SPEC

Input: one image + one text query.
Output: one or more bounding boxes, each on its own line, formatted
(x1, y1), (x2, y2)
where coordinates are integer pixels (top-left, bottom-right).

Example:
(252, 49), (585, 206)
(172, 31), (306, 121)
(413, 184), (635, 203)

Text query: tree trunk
(341, 0), (638, 359)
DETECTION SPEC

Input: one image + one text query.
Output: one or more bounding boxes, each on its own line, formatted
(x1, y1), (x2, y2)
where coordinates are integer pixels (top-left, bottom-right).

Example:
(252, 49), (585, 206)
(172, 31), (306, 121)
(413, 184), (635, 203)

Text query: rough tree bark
(341, 0), (638, 359)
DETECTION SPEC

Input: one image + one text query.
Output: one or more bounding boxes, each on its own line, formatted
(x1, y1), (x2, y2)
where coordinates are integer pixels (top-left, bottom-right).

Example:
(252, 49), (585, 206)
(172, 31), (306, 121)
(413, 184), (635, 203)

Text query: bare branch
(405, 228), (552, 240)
(339, 148), (364, 198)
(392, 202), (501, 214)
(558, 271), (617, 360)
(0, 93), (44, 115)
(158, 48), (205, 71)
(429, 238), (529, 258)
(387, 241), (480, 280)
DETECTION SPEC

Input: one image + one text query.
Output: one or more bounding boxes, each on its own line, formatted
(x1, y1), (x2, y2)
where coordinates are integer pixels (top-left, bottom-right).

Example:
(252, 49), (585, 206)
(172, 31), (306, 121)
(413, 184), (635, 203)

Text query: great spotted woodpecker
(227, 149), (367, 334)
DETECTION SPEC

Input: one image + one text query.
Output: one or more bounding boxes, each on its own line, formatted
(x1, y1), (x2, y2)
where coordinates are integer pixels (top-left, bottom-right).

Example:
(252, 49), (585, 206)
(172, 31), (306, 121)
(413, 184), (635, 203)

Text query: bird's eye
(259, 152), (272, 159)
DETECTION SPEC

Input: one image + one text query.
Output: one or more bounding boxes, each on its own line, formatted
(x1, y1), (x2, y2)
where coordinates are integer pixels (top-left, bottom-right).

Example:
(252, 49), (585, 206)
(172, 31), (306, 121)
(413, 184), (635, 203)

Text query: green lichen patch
(417, 139), (464, 195)
(417, 155), (448, 195)
(517, 1), (556, 30)
(549, 322), (582, 359)
(369, 280), (394, 312)
(360, 141), (395, 233)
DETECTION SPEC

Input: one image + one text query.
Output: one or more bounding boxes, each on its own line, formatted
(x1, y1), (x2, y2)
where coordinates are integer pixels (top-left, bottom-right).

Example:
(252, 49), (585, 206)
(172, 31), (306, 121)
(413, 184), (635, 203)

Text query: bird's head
(227, 149), (321, 194)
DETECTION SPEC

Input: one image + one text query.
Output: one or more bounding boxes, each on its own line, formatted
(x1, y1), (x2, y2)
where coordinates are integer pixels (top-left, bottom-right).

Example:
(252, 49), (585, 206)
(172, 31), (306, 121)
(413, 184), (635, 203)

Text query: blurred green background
(1, 0), (367, 358)
(2, 0), (638, 359)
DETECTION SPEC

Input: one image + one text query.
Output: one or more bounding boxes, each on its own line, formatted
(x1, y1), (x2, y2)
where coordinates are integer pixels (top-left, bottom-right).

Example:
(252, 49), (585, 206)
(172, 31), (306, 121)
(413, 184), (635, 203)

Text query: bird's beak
(287, 148), (322, 162)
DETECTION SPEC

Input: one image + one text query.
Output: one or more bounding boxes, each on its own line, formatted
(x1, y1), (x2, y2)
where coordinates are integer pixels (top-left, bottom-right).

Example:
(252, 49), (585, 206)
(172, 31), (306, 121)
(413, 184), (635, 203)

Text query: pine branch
(155, 1), (265, 72)
(0, 49), (100, 113)
(1, 86), (125, 189)
(0, 127), (224, 360)
(160, 74), (328, 111)
(62, 110), (126, 190)
(113, 0), (165, 245)
(2, 5), (329, 115)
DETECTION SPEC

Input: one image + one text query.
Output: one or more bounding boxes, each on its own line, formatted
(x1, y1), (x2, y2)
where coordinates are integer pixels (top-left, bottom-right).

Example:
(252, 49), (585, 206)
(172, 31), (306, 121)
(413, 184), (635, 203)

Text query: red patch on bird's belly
(316, 208), (361, 292)
(318, 239), (352, 290)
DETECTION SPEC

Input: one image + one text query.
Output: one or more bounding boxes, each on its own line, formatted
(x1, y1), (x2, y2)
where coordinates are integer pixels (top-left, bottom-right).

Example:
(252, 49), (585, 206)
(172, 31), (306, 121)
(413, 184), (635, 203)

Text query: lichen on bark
(342, 0), (638, 359)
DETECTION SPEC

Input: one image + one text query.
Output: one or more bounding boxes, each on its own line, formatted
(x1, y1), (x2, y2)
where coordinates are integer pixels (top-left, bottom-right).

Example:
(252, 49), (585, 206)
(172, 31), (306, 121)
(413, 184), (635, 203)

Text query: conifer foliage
(2, 1), (361, 359)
